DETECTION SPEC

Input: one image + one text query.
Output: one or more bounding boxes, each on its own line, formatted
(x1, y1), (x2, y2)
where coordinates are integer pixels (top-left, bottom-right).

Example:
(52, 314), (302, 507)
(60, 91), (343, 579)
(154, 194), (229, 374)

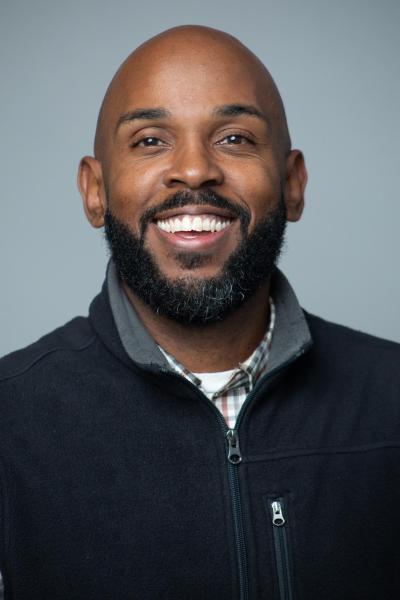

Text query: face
(79, 36), (307, 322)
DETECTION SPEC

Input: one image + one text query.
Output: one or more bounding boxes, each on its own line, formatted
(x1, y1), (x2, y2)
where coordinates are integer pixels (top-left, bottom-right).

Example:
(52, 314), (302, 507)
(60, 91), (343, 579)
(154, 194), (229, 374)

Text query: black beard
(104, 189), (286, 325)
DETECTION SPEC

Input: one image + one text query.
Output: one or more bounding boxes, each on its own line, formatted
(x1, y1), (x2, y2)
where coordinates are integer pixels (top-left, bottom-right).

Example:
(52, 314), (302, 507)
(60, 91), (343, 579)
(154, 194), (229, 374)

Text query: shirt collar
(159, 297), (275, 394)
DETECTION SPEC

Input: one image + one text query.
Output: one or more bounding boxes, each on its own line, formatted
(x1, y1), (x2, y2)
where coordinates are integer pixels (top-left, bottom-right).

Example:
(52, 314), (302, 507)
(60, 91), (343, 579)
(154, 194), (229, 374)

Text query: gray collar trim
(107, 260), (170, 368)
(267, 270), (312, 372)
(107, 260), (312, 372)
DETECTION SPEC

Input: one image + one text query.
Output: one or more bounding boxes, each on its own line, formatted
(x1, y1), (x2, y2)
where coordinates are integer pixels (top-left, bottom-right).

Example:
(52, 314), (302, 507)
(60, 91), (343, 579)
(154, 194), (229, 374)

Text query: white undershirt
(191, 369), (237, 399)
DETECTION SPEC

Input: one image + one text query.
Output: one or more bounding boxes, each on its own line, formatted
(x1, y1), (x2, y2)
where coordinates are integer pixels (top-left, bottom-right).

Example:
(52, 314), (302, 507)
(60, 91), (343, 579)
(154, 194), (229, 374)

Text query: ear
(77, 156), (106, 228)
(283, 150), (308, 222)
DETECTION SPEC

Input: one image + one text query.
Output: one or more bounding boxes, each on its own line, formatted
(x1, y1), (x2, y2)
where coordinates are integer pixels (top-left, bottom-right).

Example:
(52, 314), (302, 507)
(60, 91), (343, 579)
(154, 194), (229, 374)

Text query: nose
(162, 139), (224, 190)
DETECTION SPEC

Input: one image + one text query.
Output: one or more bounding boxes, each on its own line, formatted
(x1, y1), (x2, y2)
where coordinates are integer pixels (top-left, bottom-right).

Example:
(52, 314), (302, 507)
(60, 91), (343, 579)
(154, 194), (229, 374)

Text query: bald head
(79, 24), (307, 322)
(94, 25), (291, 161)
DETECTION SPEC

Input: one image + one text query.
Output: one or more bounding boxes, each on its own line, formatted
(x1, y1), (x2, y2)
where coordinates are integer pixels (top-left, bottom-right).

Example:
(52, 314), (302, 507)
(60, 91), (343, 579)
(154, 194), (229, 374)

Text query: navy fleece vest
(0, 272), (400, 599)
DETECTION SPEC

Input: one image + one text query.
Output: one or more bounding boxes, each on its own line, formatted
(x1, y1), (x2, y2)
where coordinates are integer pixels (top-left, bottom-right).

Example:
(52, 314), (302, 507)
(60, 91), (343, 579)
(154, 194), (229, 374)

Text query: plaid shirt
(160, 298), (275, 429)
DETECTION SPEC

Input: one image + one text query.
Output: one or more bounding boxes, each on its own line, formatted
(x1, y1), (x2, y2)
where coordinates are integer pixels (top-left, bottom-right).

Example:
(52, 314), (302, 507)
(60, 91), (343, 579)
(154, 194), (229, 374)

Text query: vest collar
(104, 260), (313, 373)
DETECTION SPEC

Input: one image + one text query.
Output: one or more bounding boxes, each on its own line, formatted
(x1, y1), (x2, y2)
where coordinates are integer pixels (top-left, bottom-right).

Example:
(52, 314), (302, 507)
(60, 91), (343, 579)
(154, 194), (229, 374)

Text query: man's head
(78, 25), (307, 324)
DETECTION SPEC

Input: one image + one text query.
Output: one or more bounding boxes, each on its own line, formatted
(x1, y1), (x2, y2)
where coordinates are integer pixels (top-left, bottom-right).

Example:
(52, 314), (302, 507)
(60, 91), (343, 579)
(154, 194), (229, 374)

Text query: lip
(152, 204), (237, 221)
(151, 220), (236, 250)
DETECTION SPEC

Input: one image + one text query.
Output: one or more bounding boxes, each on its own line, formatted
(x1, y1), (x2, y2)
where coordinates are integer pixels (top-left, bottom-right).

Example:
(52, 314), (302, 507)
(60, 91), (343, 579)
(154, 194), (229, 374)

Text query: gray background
(1, 0), (399, 357)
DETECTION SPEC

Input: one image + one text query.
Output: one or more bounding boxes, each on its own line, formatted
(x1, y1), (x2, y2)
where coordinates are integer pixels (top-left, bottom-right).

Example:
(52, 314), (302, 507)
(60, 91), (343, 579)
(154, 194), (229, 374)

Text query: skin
(78, 25), (307, 372)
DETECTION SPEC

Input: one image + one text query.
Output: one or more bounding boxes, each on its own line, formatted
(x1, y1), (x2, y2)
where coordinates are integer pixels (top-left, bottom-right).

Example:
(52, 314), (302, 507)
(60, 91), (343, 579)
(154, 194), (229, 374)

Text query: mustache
(139, 189), (251, 237)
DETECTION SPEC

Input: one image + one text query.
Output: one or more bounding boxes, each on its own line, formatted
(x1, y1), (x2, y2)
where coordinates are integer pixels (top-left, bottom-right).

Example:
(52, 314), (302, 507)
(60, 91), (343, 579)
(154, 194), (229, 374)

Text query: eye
(133, 136), (165, 148)
(218, 133), (253, 145)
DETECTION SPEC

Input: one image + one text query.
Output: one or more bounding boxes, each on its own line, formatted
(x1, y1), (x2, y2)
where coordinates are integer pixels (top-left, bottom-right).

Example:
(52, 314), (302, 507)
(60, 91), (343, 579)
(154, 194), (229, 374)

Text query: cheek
(228, 165), (281, 225)
(105, 161), (160, 225)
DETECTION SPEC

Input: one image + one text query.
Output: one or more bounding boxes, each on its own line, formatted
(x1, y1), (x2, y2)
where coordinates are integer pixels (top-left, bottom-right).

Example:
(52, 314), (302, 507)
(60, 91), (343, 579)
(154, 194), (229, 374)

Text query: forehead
(109, 45), (270, 122)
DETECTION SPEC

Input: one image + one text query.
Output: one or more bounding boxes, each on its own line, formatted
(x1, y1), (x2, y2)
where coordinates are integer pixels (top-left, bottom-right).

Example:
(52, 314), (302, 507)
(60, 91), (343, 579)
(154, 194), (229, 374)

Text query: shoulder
(306, 311), (400, 351)
(0, 316), (96, 384)
(305, 311), (400, 374)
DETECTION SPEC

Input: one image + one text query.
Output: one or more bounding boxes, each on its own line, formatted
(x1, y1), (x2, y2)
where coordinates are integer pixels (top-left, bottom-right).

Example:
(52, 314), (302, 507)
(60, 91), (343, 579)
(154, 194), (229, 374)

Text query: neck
(122, 282), (271, 372)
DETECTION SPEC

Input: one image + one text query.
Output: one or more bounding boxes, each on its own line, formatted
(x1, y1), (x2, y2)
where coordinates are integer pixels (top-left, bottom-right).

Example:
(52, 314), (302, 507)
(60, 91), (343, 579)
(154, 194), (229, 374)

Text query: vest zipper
(219, 347), (308, 600)
(270, 498), (294, 600)
(234, 344), (310, 432)
(156, 368), (250, 598)
(221, 346), (309, 599)
(226, 429), (242, 464)
(156, 342), (311, 600)
(226, 429), (249, 600)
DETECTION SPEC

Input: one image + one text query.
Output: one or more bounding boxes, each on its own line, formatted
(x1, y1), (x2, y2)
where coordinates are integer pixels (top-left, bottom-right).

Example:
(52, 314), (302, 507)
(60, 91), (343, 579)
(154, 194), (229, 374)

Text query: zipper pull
(226, 429), (242, 464)
(271, 500), (285, 526)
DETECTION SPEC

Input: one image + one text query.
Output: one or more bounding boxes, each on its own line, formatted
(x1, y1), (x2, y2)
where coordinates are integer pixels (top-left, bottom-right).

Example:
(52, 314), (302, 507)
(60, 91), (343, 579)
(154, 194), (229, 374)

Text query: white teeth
(156, 214), (231, 233)
(182, 215), (191, 231)
(192, 216), (202, 231)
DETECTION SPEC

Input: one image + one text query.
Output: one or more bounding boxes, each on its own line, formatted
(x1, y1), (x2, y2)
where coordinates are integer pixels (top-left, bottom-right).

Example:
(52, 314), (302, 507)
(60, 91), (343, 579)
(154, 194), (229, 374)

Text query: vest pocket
(265, 495), (296, 600)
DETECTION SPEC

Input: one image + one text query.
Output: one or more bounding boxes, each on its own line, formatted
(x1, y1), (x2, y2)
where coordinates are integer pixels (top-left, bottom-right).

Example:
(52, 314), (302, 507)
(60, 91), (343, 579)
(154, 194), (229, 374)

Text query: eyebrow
(115, 108), (172, 133)
(114, 103), (270, 134)
(213, 104), (270, 127)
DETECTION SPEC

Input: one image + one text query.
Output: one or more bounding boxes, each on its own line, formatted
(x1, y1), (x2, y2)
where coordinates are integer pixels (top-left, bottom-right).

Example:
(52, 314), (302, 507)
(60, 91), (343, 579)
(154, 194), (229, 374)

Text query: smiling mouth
(156, 213), (233, 234)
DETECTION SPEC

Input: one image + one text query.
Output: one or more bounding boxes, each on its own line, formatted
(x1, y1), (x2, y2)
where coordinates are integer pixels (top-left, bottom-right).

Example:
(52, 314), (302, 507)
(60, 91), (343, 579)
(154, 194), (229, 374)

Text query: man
(0, 25), (399, 600)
